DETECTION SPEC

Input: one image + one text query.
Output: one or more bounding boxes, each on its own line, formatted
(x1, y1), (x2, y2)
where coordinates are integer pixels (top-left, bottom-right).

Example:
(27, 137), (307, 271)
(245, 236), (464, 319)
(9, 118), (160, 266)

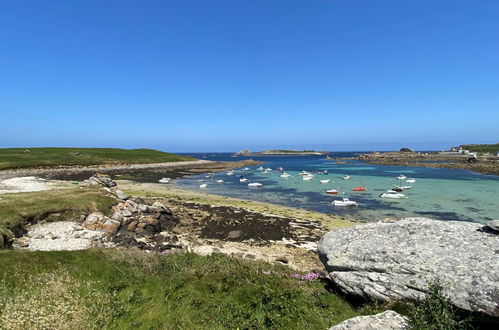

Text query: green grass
(459, 143), (499, 154)
(0, 249), (384, 329)
(0, 147), (195, 169)
(0, 188), (116, 248)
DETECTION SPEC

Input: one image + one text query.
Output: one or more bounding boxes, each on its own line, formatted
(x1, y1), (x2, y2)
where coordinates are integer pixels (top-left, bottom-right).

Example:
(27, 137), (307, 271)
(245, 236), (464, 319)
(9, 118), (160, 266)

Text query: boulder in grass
(317, 218), (499, 317)
(330, 310), (409, 330)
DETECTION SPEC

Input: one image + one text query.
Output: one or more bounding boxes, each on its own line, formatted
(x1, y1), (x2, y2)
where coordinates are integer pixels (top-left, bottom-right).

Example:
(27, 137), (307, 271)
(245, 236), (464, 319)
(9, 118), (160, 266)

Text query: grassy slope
(0, 249), (384, 329)
(0, 147), (195, 170)
(0, 188), (116, 248)
(118, 181), (354, 230)
(460, 143), (499, 154)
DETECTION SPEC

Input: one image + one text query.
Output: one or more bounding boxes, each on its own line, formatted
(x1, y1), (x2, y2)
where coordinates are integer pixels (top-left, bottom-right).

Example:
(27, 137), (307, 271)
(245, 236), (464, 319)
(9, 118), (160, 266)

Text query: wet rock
(329, 310), (409, 330)
(486, 220), (499, 232)
(318, 218), (499, 317)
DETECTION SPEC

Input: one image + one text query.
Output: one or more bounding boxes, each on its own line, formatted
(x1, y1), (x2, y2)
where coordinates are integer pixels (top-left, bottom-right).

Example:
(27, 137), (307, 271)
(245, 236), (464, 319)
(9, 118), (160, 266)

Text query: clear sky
(1, 0), (498, 152)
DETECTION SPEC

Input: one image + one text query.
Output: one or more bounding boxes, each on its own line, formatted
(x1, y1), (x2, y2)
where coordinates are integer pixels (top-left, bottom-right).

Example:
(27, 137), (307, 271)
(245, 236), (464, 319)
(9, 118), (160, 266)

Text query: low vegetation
(0, 249), (383, 329)
(0, 188), (115, 248)
(459, 143), (499, 154)
(409, 285), (473, 329)
(0, 147), (195, 169)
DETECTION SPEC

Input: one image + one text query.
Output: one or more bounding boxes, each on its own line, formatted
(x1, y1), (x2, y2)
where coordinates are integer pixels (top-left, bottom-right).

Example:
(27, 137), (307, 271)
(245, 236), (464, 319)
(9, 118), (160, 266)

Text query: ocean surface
(172, 153), (499, 224)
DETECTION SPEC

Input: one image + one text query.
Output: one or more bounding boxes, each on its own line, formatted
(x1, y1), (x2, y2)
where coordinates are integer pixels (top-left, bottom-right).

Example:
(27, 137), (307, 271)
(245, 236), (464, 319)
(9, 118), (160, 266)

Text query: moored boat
(332, 198), (357, 207)
(406, 178), (416, 183)
(199, 184), (208, 188)
(342, 175), (351, 180)
(397, 174), (407, 180)
(239, 178), (249, 182)
(280, 173), (291, 178)
(215, 179), (224, 183)
(303, 175), (314, 181)
(248, 182), (262, 187)
(380, 190), (406, 199)
(319, 179), (331, 184)
(326, 189), (339, 194)
(352, 186), (368, 191)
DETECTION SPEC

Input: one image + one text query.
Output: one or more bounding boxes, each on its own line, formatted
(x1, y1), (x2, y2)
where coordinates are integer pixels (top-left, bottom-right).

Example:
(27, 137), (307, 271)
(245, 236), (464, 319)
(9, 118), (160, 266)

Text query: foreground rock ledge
(317, 218), (499, 317)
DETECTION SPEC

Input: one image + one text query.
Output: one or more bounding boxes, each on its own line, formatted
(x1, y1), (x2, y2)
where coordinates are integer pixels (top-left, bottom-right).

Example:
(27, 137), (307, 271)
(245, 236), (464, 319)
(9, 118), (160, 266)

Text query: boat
(319, 179), (331, 184)
(239, 178), (249, 182)
(397, 174), (407, 180)
(257, 166), (264, 171)
(248, 182), (262, 187)
(158, 178), (171, 184)
(280, 173), (291, 178)
(215, 180), (224, 183)
(332, 198), (357, 207)
(277, 167), (284, 172)
(406, 178), (416, 183)
(342, 175), (351, 180)
(379, 190), (406, 199)
(204, 174), (212, 178)
(302, 175), (314, 181)
(299, 171), (311, 176)
(242, 167), (251, 171)
(352, 186), (368, 191)
(326, 189), (339, 194)
(199, 184), (208, 188)
(226, 170), (235, 176)
(265, 168), (272, 171)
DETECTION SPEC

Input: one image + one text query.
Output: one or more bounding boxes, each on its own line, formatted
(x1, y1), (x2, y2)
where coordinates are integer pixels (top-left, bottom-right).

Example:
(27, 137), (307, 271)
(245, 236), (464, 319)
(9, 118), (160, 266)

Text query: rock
(80, 173), (116, 188)
(115, 189), (129, 200)
(276, 257), (289, 264)
(138, 204), (149, 212)
(329, 310), (409, 330)
(151, 202), (171, 214)
(82, 212), (105, 230)
(102, 219), (121, 235)
(399, 148), (415, 153)
(317, 218), (499, 317)
(227, 230), (242, 239)
(486, 220), (499, 232)
(15, 237), (30, 247)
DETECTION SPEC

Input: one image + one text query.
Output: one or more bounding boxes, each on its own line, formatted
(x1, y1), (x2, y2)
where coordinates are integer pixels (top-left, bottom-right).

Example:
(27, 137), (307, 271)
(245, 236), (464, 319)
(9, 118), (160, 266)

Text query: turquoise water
(174, 153), (499, 223)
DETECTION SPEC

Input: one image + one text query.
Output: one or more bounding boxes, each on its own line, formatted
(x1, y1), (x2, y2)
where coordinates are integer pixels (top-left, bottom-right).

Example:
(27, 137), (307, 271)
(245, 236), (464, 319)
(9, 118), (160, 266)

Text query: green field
(0, 188), (115, 248)
(460, 143), (499, 154)
(0, 249), (387, 329)
(0, 148), (195, 170)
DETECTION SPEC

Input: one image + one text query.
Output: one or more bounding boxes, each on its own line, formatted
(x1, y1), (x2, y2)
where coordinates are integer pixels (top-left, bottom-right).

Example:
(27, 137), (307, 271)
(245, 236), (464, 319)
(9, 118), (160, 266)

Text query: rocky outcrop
(399, 148), (415, 152)
(231, 150), (251, 157)
(330, 311), (409, 330)
(487, 220), (499, 232)
(317, 218), (499, 317)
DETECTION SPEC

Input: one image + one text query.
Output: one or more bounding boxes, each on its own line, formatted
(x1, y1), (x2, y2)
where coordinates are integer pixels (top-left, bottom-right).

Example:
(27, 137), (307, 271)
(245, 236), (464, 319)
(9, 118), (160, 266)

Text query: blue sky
(0, 0), (498, 152)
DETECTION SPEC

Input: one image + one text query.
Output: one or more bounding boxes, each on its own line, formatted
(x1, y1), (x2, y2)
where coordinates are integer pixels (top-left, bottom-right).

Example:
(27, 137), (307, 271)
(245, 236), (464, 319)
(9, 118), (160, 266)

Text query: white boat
(226, 170), (235, 176)
(397, 175), (407, 180)
(257, 166), (264, 171)
(342, 175), (351, 180)
(392, 185), (411, 192)
(199, 184), (208, 188)
(204, 174), (212, 178)
(332, 198), (357, 207)
(326, 189), (339, 195)
(299, 171), (311, 176)
(239, 178), (249, 182)
(265, 168), (272, 171)
(302, 175), (314, 181)
(158, 178), (171, 184)
(215, 179), (224, 183)
(280, 173), (291, 178)
(248, 182), (262, 187)
(406, 178), (416, 183)
(380, 190), (406, 199)
(242, 167), (250, 171)
(319, 179), (331, 184)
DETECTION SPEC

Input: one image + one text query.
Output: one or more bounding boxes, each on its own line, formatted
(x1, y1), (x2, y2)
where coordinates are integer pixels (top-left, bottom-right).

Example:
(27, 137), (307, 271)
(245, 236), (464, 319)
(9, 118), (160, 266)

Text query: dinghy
(406, 178), (416, 183)
(239, 178), (249, 182)
(352, 186), (368, 191)
(280, 173), (291, 178)
(216, 180), (224, 183)
(199, 184), (208, 188)
(303, 175), (314, 181)
(319, 179), (331, 184)
(326, 189), (339, 194)
(248, 182), (262, 187)
(158, 178), (171, 184)
(342, 175), (351, 180)
(397, 175), (407, 180)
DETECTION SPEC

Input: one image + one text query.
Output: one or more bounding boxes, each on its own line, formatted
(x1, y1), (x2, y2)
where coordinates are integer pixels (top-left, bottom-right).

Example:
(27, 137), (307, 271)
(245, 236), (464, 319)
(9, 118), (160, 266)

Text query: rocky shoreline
(341, 151), (499, 176)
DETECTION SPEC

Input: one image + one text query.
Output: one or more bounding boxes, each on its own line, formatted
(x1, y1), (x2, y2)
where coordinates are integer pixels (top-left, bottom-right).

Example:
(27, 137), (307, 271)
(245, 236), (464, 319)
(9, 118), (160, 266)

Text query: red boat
(326, 189), (339, 194)
(352, 186), (368, 192)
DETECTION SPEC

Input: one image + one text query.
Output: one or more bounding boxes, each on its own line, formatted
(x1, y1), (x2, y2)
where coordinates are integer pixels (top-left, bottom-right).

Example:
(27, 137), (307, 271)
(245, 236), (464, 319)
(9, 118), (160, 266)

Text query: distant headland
(232, 149), (329, 156)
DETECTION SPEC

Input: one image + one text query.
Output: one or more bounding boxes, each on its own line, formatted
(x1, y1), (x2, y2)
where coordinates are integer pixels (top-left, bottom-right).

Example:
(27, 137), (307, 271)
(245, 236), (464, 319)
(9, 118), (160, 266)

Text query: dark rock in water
(486, 220), (499, 232)
(329, 310), (409, 330)
(317, 218), (499, 317)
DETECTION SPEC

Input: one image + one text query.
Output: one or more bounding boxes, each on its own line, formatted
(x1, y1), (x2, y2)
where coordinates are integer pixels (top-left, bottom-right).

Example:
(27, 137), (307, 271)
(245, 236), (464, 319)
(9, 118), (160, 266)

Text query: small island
(232, 149), (330, 156)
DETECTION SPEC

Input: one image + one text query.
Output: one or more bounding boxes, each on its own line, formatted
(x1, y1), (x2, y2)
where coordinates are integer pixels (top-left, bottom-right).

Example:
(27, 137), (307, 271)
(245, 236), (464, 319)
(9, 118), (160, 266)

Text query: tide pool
(174, 153), (499, 223)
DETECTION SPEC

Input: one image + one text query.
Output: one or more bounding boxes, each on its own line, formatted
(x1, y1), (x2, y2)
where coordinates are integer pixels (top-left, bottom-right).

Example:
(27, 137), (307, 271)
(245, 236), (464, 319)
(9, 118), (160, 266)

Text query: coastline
(336, 151), (499, 176)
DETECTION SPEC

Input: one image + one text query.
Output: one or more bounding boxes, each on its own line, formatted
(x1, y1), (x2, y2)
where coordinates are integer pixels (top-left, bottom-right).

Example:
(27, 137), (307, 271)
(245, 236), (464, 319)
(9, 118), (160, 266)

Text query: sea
(171, 152), (499, 224)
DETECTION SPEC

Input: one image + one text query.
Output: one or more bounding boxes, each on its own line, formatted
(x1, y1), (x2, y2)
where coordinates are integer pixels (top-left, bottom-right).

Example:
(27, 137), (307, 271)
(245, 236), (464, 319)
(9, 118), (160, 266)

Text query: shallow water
(173, 153), (499, 223)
